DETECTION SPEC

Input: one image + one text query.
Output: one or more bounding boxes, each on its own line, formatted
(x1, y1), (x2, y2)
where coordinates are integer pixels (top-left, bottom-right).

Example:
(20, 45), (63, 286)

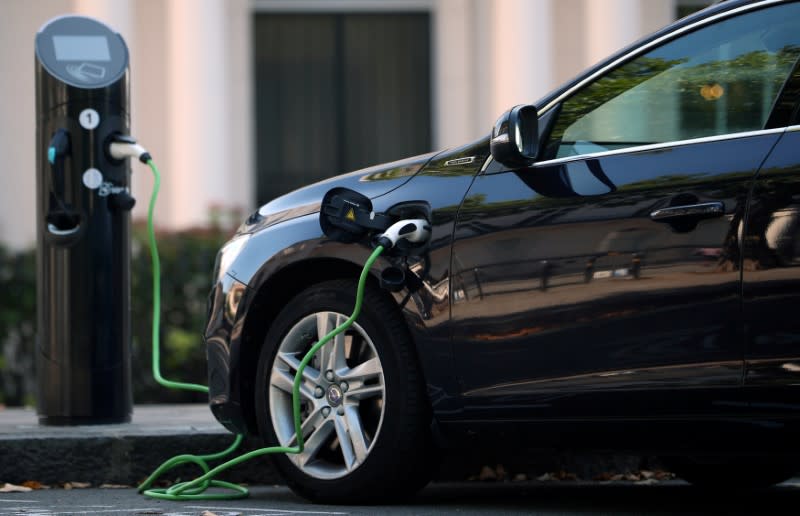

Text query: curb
(0, 406), (281, 486)
(0, 405), (664, 486)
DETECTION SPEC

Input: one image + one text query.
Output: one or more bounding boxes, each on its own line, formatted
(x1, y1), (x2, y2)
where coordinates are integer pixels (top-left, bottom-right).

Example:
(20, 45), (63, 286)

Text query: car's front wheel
(255, 279), (435, 504)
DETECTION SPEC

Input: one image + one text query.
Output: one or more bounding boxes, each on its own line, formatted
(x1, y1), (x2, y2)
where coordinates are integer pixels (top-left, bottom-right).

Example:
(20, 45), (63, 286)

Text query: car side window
(542, 3), (800, 161)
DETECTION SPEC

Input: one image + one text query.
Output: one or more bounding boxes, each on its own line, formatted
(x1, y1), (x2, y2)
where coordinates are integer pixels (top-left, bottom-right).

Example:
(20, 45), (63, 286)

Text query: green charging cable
(138, 159), (385, 500)
(144, 160), (209, 395)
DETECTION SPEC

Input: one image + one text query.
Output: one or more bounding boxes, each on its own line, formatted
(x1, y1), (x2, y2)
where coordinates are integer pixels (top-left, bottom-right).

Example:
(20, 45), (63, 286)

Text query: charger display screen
(52, 35), (111, 62)
(37, 16), (128, 88)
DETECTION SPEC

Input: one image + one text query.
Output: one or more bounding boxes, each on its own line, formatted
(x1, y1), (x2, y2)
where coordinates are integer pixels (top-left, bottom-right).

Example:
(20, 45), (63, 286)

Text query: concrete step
(0, 404), (280, 486)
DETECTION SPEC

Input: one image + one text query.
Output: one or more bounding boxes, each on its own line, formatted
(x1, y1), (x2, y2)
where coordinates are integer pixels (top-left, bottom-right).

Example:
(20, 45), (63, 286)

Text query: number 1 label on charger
(79, 108), (100, 130)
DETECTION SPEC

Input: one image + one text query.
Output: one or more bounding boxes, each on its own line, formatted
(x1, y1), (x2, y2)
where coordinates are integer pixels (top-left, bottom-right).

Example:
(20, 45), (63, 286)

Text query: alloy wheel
(268, 311), (386, 479)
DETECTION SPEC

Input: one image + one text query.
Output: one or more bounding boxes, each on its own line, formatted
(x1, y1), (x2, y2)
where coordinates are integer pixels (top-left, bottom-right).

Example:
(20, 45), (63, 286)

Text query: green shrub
(0, 246), (37, 406)
(131, 223), (231, 403)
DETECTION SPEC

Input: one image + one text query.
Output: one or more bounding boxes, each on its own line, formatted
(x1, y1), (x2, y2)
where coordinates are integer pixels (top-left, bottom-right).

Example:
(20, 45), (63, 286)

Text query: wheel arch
(237, 256), (430, 435)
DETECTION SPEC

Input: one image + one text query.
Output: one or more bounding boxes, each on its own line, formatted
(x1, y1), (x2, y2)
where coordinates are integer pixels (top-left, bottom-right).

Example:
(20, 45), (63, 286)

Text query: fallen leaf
(554, 470), (578, 481)
(654, 470), (675, 481)
(22, 480), (49, 490)
(536, 470), (578, 481)
(495, 464), (508, 481)
(63, 481), (91, 489)
(624, 473), (641, 482)
(635, 478), (659, 485)
(200, 512), (219, 516)
(610, 474), (625, 481)
(512, 473), (528, 482)
(640, 470), (655, 480)
(593, 471), (615, 482)
(99, 483), (131, 489)
(0, 483), (33, 493)
(478, 465), (497, 481)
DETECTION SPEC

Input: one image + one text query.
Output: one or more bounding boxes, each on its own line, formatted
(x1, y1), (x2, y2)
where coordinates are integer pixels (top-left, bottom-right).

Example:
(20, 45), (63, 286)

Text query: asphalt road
(2, 480), (800, 516)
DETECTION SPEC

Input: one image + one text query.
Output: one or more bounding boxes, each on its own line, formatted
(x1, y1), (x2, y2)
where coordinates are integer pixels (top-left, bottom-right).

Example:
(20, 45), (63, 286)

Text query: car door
(741, 58), (800, 423)
(450, 1), (800, 422)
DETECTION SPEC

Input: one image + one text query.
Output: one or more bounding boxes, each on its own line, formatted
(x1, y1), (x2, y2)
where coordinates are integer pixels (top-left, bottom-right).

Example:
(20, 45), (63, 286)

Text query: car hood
(237, 150), (441, 234)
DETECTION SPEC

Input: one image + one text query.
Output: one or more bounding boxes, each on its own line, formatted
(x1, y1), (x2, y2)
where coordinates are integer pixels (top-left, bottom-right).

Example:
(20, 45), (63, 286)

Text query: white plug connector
(109, 135), (151, 163)
(376, 219), (431, 249)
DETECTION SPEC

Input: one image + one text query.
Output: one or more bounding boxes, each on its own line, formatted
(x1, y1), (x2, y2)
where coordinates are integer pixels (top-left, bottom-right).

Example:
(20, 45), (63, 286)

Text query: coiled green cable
(139, 159), (385, 500)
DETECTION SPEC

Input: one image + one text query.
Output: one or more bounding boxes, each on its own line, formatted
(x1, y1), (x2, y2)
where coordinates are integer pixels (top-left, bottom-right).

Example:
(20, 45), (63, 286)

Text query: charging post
(34, 15), (134, 424)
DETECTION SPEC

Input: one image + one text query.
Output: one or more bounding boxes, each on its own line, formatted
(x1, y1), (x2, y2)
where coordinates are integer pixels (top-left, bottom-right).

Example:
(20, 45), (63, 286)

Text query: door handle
(650, 201), (725, 222)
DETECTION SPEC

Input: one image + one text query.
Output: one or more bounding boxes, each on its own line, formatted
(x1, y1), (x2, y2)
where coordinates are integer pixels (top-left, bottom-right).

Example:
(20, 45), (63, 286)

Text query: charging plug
(109, 134), (152, 163)
(376, 219), (431, 249)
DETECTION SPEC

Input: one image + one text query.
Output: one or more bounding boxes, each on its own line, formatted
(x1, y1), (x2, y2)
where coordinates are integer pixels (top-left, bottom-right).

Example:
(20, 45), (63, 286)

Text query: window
(543, 3), (800, 161)
(253, 13), (432, 205)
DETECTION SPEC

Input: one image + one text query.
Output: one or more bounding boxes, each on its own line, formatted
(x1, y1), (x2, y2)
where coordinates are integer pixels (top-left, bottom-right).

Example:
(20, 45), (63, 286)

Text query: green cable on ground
(138, 159), (385, 501)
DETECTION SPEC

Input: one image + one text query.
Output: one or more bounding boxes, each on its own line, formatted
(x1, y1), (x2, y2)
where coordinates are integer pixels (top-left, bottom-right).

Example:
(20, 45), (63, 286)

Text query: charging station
(35, 15), (134, 424)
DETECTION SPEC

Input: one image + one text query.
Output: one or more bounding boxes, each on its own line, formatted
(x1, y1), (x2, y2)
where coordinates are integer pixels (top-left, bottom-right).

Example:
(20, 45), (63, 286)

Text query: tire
(255, 279), (435, 504)
(664, 456), (797, 490)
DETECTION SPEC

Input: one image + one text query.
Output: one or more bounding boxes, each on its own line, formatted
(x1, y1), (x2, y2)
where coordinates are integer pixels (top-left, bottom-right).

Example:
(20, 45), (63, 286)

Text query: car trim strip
(445, 156), (477, 167)
(650, 201), (725, 222)
(538, 0), (784, 116)
(531, 127), (787, 168)
(480, 155), (494, 173)
(482, 126), (791, 173)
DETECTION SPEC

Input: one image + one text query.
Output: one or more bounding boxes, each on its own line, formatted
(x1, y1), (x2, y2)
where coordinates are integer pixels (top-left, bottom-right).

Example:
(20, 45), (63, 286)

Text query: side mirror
(490, 104), (538, 168)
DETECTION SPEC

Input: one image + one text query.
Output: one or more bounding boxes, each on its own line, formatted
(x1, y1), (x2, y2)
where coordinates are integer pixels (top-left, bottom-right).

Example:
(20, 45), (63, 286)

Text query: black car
(205, 0), (800, 503)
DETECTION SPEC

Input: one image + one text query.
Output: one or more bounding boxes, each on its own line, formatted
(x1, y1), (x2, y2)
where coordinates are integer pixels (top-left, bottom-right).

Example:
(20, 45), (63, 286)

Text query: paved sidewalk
(0, 404), (279, 485)
(0, 404), (223, 437)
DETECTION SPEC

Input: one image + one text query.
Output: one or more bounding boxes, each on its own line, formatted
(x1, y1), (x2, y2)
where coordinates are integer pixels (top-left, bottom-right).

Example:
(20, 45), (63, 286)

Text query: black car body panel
(205, 139), (487, 433)
(743, 128), (800, 415)
(234, 150), (439, 243)
(451, 132), (783, 422)
(206, 0), (800, 455)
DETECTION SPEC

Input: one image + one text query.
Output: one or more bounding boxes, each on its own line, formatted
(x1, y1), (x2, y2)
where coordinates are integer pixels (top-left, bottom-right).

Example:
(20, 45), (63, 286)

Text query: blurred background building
(0, 0), (714, 249)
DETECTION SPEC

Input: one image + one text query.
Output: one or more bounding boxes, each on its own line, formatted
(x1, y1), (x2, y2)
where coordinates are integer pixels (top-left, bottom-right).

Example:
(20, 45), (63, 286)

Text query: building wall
(0, 0), (72, 250)
(0, 0), (679, 249)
